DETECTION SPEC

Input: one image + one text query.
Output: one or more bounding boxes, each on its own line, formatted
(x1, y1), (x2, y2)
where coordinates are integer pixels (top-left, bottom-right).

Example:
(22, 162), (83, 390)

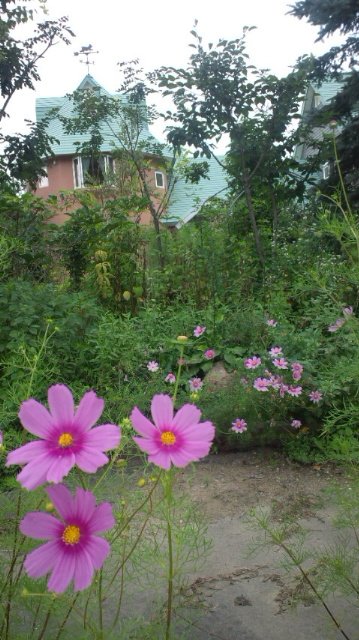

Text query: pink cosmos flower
(268, 374), (283, 390)
(131, 394), (215, 469)
(253, 377), (271, 392)
(231, 418), (247, 433)
(193, 325), (206, 337)
(328, 318), (345, 333)
(165, 373), (176, 384)
(291, 362), (303, 381)
(266, 319), (277, 327)
(147, 361), (159, 372)
(279, 383), (289, 397)
(244, 356), (262, 369)
(309, 390), (323, 403)
(6, 385), (121, 490)
(273, 358), (288, 370)
(287, 385), (302, 397)
(204, 349), (215, 360)
(189, 377), (203, 392)
(343, 306), (353, 316)
(20, 484), (114, 593)
(269, 346), (283, 358)
(291, 419), (302, 429)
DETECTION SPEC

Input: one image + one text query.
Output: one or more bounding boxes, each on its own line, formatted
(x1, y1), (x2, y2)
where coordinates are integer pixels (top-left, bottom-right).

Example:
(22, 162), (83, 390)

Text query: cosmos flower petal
(85, 536), (111, 570)
(20, 512), (61, 539)
(46, 484), (75, 521)
(73, 488), (96, 523)
(181, 440), (213, 458)
(172, 404), (201, 430)
(18, 399), (53, 438)
(75, 447), (108, 473)
(47, 384), (75, 425)
(74, 548), (95, 591)
(24, 541), (59, 578)
(6, 440), (48, 466)
(87, 503), (115, 534)
(131, 407), (157, 437)
(169, 449), (195, 467)
(83, 424), (121, 451)
(16, 454), (52, 490)
(148, 450), (172, 469)
(151, 394), (173, 428)
(133, 436), (160, 455)
(181, 420), (215, 439)
(46, 454), (76, 484)
(74, 391), (104, 432)
(47, 550), (76, 593)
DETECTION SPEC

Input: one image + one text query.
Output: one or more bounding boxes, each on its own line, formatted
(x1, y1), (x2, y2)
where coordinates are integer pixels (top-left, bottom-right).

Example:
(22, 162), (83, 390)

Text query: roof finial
(74, 45), (99, 74)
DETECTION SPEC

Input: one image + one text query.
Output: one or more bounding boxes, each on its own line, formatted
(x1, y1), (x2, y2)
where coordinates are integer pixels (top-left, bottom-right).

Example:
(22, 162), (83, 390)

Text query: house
(34, 74), (228, 227)
(294, 76), (348, 183)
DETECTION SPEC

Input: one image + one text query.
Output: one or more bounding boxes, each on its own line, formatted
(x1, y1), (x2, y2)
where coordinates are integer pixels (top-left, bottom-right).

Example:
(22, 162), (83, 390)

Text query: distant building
(34, 74), (228, 227)
(294, 77), (347, 183)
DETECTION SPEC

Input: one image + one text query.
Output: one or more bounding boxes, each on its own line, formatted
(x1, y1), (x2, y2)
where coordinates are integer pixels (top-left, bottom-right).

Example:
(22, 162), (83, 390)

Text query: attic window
(155, 171), (165, 188)
(314, 94), (322, 108)
(322, 162), (330, 180)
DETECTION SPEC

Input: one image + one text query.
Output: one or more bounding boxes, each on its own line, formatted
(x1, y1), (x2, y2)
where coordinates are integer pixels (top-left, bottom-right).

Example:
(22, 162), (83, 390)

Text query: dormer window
(155, 171), (165, 188)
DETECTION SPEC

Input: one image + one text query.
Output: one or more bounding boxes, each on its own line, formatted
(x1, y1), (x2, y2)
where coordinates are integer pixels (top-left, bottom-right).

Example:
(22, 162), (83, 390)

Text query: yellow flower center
(62, 524), (81, 545)
(58, 432), (73, 448)
(160, 430), (176, 446)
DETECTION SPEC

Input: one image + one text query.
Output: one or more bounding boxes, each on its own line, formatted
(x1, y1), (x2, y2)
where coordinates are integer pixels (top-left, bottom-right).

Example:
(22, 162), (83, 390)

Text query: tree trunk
(242, 170), (265, 269)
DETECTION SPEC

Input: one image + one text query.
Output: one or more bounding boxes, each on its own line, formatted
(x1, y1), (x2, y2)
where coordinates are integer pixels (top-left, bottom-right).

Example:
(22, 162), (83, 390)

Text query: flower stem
(172, 344), (185, 405)
(164, 469), (175, 640)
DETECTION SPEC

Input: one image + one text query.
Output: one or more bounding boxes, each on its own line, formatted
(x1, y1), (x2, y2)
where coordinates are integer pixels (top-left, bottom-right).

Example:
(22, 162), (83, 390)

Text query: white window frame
(104, 155), (115, 173)
(73, 156), (84, 188)
(322, 162), (330, 180)
(73, 155), (115, 188)
(38, 165), (49, 189)
(155, 171), (165, 189)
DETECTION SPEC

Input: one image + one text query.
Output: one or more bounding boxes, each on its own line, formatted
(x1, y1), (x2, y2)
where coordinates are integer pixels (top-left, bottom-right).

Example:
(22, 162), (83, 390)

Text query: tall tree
(155, 27), (306, 270)
(0, 0), (74, 188)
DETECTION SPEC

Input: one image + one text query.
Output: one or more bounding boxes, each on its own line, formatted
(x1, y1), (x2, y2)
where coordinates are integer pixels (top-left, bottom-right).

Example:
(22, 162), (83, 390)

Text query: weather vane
(74, 45), (99, 74)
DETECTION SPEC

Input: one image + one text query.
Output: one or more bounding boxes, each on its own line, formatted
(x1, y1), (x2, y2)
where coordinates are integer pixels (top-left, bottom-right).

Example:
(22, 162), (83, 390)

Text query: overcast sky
(4, 0), (339, 142)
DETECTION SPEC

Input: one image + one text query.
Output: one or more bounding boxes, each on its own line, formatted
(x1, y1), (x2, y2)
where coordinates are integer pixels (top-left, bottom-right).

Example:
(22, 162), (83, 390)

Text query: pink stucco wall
(34, 155), (168, 226)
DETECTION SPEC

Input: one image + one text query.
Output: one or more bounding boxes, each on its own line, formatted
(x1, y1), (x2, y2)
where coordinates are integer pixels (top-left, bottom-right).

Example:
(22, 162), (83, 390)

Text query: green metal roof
(36, 74), (160, 156)
(36, 75), (229, 225)
(166, 155), (229, 227)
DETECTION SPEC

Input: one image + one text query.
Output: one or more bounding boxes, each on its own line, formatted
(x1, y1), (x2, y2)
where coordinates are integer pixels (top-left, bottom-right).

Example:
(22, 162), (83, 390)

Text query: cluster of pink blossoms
(243, 346), (322, 405)
(7, 385), (215, 595)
